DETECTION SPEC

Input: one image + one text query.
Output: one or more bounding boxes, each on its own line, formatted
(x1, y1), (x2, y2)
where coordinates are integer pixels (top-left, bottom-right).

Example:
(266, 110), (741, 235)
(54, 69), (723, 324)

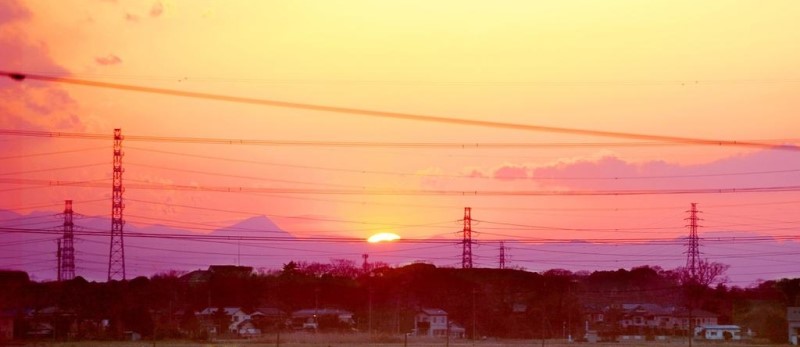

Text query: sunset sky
(2, 0), (799, 283)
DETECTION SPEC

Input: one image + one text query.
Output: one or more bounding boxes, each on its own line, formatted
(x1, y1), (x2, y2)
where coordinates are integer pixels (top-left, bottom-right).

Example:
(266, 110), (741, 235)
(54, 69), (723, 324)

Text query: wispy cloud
(150, 1), (163, 17)
(0, 0), (30, 23)
(0, 1), (83, 131)
(125, 13), (139, 22)
(95, 54), (122, 66)
(493, 164), (529, 180)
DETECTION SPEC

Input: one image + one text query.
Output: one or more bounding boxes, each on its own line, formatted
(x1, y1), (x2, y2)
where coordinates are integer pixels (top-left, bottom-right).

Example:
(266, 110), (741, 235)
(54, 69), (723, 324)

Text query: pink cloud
(0, 1), (83, 131)
(462, 168), (486, 178)
(527, 149), (800, 190)
(95, 54), (122, 65)
(0, 0), (30, 23)
(125, 13), (140, 22)
(493, 164), (529, 180)
(150, 1), (163, 17)
(533, 156), (641, 180)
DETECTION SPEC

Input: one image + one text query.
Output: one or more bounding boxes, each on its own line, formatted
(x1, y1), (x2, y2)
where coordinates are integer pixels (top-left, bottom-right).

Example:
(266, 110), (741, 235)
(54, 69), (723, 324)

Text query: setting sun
(367, 232), (401, 243)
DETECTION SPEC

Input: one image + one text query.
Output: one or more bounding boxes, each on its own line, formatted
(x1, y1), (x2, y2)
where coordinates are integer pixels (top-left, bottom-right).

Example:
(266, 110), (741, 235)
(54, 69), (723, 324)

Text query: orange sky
(2, 1), (800, 278)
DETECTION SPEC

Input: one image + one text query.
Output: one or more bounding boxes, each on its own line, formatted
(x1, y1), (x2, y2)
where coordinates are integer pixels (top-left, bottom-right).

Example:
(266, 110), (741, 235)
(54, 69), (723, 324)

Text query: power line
(0, 162), (107, 176)
(0, 71), (796, 150)
(125, 197), (458, 229)
(125, 161), (368, 188)
(5, 128), (796, 150)
(4, 177), (800, 196)
(127, 145), (800, 181)
(3, 226), (798, 244)
(0, 146), (107, 160)
(0, 199), (108, 211)
(15, 70), (800, 86)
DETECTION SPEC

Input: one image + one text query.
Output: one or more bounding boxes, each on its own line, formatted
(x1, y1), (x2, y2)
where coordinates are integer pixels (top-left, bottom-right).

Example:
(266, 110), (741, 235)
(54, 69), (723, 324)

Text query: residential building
(198, 307), (255, 336)
(234, 319), (261, 337)
(671, 308), (719, 331)
(0, 312), (13, 341)
(788, 307), (800, 345)
(251, 307), (286, 331)
(699, 325), (741, 341)
(413, 308), (465, 338)
(585, 303), (718, 336)
(290, 308), (355, 331)
(619, 304), (673, 329)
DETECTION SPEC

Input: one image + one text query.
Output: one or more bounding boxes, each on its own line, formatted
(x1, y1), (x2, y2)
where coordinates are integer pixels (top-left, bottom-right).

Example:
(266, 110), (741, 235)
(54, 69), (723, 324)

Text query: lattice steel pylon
(685, 202), (701, 281)
(461, 207), (473, 269)
(60, 200), (75, 281)
(108, 128), (126, 281)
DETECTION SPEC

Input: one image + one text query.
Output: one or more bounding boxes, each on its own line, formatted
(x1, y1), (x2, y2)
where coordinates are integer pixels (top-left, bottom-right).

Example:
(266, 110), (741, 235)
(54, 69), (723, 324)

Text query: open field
(29, 343), (782, 347)
(25, 334), (780, 347)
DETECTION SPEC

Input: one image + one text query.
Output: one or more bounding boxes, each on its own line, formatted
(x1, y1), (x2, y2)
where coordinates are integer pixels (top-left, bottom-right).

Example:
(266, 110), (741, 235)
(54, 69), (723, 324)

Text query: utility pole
(499, 241), (507, 269)
(60, 200), (75, 281)
(472, 287), (477, 343)
(461, 207), (473, 269)
(368, 284), (373, 342)
(108, 128), (126, 281)
(56, 239), (62, 282)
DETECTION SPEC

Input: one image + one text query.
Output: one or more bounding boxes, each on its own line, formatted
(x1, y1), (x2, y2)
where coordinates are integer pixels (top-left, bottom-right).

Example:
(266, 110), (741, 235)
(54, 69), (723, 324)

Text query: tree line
(0, 260), (797, 342)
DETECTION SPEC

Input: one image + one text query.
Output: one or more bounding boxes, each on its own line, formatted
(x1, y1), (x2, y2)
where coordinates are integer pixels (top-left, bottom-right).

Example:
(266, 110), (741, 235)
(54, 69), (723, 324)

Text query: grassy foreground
(29, 333), (779, 347)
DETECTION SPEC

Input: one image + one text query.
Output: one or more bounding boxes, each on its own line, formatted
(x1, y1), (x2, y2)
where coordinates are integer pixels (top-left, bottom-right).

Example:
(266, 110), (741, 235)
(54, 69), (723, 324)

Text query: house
(413, 308), (465, 338)
(234, 319), (261, 337)
(584, 303), (719, 336)
(414, 308), (447, 337)
(27, 322), (54, 338)
(672, 308), (718, 332)
(788, 307), (800, 345)
(0, 312), (13, 341)
(180, 265), (254, 285)
(25, 306), (77, 339)
(699, 325), (741, 341)
(619, 304), (673, 329)
(250, 307), (286, 331)
(290, 308), (355, 331)
(198, 307), (253, 336)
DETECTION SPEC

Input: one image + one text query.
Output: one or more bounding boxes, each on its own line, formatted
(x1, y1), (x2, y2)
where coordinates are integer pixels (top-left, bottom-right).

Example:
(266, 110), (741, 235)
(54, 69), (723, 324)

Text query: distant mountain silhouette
(210, 215), (294, 237)
(1, 208), (798, 285)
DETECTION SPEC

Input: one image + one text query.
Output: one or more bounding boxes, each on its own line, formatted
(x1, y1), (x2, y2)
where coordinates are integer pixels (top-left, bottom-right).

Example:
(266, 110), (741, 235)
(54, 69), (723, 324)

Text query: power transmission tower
(362, 253), (369, 273)
(684, 203), (702, 347)
(685, 202), (701, 281)
(499, 241), (507, 269)
(461, 207), (473, 269)
(60, 200), (75, 281)
(108, 128), (126, 281)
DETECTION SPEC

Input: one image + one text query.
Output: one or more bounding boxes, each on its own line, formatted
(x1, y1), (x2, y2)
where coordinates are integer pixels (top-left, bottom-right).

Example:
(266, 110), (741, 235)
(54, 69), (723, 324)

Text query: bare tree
(677, 259), (729, 286)
(676, 259), (729, 344)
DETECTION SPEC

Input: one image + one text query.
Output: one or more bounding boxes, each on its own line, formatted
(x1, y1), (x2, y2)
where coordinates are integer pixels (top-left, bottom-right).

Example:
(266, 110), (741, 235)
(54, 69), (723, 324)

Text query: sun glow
(367, 232), (401, 243)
